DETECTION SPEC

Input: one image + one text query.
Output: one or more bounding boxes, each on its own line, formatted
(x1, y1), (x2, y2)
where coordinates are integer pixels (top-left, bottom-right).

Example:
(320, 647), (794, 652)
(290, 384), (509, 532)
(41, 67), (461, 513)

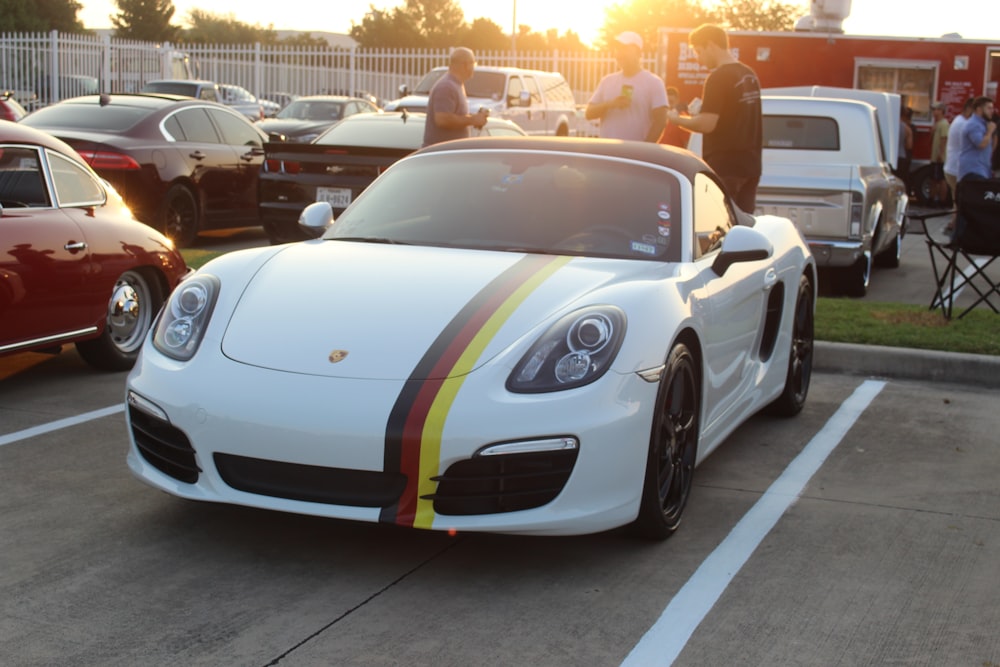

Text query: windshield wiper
(331, 236), (411, 245)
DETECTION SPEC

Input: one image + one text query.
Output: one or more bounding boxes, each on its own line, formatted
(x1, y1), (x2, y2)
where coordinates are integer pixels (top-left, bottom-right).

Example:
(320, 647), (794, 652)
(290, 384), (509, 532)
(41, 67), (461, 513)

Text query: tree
(404, 0), (466, 48)
(350, 6), (426, 48)
(546, 29), (589, 53)
(598, 0), (800, 51)
(1, 0), (85, 32)
(350, 0), (467, 49)
(111, 0), (181, 42)
(183, 9), (276, 44)
(712, 0), (800, 31)
(462, 18), (510, 52)
(600, 0), (714, 51)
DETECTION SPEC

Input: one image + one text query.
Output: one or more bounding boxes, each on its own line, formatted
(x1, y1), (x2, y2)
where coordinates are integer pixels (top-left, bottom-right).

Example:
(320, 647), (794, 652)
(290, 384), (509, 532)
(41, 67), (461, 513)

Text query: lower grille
(427, 449), (578, 515)
(214, 453), (406, 508)
(129, 406), (200, 483)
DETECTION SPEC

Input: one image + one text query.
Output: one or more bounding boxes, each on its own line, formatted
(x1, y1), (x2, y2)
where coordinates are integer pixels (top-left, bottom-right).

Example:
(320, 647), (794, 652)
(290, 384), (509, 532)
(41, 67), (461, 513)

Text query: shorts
(931, 162), (945, 180)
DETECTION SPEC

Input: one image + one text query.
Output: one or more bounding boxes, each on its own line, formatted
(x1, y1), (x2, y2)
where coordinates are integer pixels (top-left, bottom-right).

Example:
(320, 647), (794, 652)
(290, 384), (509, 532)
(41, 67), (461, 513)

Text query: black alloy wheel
(632, 343), (699, 540)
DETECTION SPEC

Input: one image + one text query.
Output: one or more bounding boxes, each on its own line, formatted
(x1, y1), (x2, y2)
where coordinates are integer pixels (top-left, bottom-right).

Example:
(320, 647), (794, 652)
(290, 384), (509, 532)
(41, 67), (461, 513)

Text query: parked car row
(255, 94), (382, 143)
(140, 79), (280, 120)
(5, 94), (821, 541)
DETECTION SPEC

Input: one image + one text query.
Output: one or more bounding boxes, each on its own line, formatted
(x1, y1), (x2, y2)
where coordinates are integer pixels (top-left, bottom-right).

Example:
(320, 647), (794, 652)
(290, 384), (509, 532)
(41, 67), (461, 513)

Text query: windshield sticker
(631, 240), (657, 255)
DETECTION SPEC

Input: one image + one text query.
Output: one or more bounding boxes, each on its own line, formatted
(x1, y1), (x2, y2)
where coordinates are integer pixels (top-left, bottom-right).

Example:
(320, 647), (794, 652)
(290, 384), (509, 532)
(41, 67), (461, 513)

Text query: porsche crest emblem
(328, 350), (349, 363)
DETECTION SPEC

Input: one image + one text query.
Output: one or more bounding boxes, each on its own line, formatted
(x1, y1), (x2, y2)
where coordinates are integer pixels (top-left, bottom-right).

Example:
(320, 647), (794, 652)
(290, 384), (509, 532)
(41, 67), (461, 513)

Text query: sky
(76, 0), (999, 47)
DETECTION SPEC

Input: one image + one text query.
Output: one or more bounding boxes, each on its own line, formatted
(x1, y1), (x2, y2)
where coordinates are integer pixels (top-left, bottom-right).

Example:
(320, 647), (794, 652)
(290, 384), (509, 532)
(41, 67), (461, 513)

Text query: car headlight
(152, 274), (220, 361)
(507, 306), (626, 393)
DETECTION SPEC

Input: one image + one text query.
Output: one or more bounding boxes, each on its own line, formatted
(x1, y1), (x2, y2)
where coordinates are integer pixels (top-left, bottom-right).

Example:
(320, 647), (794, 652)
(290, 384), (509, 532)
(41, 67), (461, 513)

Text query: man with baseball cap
(585, 31), (667, 142)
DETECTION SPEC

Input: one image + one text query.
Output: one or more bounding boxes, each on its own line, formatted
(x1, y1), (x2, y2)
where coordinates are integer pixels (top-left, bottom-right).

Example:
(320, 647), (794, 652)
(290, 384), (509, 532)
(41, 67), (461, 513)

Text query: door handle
(64, 241), (87, 253)
(189, 151), (206, 160)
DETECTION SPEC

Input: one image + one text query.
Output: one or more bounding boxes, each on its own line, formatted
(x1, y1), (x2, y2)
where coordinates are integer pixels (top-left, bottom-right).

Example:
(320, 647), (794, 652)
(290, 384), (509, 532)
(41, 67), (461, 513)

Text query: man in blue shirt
(958, 96), (997, 182)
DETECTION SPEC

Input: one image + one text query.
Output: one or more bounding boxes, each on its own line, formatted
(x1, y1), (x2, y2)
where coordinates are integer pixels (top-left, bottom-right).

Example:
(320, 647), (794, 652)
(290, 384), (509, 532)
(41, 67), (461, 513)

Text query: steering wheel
(556, 225), (634, 251)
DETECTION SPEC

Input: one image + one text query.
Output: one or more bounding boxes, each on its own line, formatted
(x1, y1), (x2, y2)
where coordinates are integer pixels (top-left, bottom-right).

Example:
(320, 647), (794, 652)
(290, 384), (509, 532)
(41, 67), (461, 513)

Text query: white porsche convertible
(126, 137), (816, 540)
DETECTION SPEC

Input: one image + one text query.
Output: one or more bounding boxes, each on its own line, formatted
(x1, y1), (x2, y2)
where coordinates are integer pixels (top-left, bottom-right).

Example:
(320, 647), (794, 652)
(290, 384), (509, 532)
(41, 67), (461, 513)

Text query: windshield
(327, 150), (682, 262)
(315, 114), (420, 148)
(279, 100), (344, 121)
(413, 70), (506, 100)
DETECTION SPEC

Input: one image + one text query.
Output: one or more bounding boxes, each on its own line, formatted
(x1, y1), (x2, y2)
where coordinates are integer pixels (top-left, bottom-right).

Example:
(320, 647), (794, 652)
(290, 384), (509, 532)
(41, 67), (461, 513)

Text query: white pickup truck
(383, 66), (581, 137)
(755, 87), (908, 297)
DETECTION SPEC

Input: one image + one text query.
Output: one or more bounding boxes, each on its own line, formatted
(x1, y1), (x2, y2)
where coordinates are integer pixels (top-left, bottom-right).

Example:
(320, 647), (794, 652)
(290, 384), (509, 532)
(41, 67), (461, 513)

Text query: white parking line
(0, 404), (124, 447)
(621, 379), (887, 667)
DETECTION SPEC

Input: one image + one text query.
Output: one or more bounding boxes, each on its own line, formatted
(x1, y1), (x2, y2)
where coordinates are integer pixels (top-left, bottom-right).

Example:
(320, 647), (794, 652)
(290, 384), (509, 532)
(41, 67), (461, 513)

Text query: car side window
(168, 108), (221, 144)
(47, 150), (105, 207)
(692, 172), (734, 259)
(507, 76), (524, 106)
(0, 146), (50, 207)
(523, 75), (543, 105)
(208, 109), (263, 148)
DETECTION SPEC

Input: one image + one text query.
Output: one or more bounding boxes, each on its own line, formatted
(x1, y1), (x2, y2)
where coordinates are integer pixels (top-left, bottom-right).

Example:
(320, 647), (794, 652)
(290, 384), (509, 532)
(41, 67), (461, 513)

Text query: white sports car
(126, 137), (816, 539)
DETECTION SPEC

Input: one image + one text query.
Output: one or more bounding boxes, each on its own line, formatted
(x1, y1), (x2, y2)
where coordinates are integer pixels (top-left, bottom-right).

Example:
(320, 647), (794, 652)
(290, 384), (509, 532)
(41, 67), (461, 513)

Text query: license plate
(316, 187), (352, 208)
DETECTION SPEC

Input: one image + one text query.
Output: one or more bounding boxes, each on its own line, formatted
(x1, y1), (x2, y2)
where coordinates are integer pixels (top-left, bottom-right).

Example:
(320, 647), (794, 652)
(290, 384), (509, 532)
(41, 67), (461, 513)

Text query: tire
(631, 343), (699, 540)
(161, 184), (200, 248)
(766, 274), (814, 417)
(836, 253), (870, 297)
(874, 226), (901, 269)
(76, 269), (165, 372)
(911, 164), (934, 206)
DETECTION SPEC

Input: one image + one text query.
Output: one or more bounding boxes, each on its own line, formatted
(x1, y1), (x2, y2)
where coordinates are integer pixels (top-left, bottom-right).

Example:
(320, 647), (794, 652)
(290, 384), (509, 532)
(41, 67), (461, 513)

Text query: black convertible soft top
(415, 135), (713, 184)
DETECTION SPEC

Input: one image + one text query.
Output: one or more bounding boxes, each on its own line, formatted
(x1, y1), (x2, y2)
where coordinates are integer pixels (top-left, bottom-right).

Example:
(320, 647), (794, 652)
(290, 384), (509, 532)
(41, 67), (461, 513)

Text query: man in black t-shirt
(667, 24), (762, 214)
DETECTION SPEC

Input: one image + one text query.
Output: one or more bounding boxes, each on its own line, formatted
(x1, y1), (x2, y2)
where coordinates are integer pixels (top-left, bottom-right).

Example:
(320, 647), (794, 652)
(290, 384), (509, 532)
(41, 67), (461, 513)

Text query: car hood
(257, 118), (331, 136)
(221, 241), (638, 380)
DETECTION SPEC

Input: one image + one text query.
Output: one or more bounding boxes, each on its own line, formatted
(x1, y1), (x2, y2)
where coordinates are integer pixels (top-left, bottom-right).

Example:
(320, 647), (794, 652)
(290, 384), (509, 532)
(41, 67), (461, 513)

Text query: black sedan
(21, 93), (276, 247)
(254, 95), (381, 143)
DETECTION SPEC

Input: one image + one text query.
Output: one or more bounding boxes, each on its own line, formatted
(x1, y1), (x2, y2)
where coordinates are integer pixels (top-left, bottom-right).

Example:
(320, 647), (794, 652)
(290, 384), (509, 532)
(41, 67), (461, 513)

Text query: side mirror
(398, 84), (410, 96)
(711, 225), (772, 275)
(268, 131), (287, 142)
(298, 201), (334, 237)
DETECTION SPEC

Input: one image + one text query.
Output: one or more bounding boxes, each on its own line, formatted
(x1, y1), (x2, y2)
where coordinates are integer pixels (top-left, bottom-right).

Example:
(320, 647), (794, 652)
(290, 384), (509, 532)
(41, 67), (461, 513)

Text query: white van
(384, 66), (581, 137)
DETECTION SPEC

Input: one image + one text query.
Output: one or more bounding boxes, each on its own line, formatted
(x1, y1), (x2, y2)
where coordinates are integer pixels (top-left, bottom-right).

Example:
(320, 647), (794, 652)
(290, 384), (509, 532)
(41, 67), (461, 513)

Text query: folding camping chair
(926, 178), (1000, 319)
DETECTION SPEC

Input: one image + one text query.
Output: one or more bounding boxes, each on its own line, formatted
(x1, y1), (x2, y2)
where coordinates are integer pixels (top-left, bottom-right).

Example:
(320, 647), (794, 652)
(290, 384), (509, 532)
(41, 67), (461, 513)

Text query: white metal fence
(2, 31), (656, 109)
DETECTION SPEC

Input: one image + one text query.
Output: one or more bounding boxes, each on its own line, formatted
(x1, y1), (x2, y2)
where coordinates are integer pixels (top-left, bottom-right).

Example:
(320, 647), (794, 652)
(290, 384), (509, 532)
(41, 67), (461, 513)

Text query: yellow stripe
(411, 256), (571, 529)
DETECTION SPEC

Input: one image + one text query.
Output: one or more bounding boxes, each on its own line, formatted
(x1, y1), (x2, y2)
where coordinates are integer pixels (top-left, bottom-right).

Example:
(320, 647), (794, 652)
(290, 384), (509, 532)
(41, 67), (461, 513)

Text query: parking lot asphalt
(814, 208), (1000, 389)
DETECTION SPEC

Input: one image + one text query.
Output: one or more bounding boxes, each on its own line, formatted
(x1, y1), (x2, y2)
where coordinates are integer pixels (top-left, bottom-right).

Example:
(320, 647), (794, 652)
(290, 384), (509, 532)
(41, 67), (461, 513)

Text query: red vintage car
(1, 121), (189, 371)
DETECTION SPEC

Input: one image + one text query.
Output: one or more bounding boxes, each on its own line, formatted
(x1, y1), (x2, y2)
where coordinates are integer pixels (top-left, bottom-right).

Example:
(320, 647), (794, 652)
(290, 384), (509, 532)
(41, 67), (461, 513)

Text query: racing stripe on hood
(380, 254), (571, 529)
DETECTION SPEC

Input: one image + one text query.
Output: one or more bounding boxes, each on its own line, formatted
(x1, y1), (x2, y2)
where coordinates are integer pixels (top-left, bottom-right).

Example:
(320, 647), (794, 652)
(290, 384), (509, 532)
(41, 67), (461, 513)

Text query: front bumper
(125, 348), (658, 536)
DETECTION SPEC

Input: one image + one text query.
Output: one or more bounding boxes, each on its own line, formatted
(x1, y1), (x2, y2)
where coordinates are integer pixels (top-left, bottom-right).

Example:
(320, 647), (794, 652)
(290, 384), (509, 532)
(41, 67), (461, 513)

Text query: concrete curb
(815, 341), (1000, 388)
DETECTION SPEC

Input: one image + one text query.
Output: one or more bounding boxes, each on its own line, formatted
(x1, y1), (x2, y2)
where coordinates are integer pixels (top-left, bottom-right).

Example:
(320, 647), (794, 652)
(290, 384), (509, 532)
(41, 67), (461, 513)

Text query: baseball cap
(615, 31), (643, 50)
